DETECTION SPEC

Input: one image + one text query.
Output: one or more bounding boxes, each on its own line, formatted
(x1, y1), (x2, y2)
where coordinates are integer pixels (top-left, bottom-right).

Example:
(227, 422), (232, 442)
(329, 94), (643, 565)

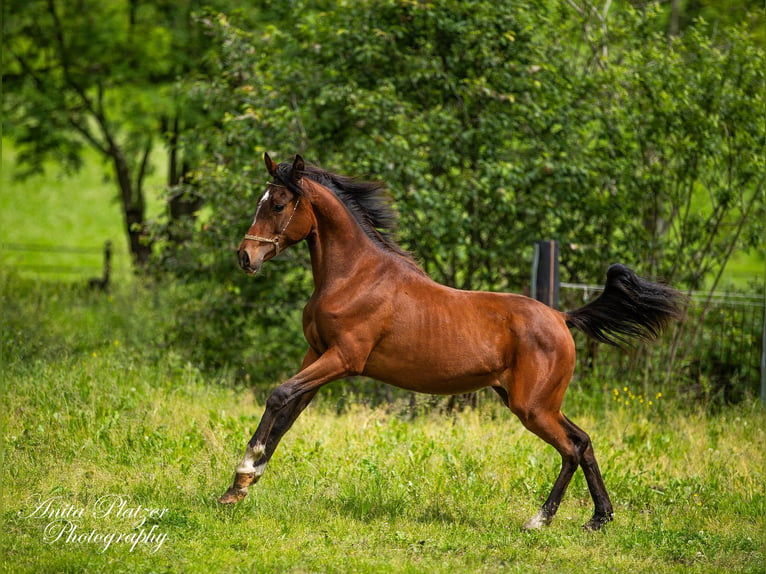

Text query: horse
(219, 153), (684, 531)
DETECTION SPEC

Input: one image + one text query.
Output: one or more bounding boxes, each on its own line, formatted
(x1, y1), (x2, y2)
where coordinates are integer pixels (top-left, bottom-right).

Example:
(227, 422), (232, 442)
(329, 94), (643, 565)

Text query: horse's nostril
(240, 250), (250, 269)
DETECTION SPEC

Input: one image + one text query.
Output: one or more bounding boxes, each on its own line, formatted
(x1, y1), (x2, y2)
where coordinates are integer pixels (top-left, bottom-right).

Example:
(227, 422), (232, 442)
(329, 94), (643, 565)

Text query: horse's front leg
(218, 387), (319, 503)
(218, 348), (347, 504)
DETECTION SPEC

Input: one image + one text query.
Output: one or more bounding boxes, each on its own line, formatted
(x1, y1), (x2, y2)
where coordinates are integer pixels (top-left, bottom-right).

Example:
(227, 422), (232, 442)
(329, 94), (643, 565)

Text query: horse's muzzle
(238, 248), (261, 275)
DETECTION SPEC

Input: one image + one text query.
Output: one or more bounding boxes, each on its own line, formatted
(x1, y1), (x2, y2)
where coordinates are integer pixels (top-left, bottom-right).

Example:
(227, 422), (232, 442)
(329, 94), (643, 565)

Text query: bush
(150, 2), (764, 383)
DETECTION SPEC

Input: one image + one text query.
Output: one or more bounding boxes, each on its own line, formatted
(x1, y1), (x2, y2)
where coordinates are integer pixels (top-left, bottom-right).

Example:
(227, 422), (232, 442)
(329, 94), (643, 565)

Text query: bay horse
(220, 154), (683, 531)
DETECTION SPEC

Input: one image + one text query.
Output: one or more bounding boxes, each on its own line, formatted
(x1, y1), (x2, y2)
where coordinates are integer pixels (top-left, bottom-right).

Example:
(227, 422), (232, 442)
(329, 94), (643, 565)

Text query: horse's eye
(273, 204), (285, 213)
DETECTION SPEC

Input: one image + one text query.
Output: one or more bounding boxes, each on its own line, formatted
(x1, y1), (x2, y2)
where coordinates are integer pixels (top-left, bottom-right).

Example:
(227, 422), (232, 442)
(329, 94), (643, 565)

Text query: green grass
(0, 139), (164, 283)
(725, 250), (766, 290)
(1, 274), (764, 573)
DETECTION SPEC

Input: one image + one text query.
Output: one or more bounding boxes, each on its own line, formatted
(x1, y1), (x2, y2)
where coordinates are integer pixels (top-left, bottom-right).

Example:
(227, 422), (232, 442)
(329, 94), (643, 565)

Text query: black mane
(274, 160), (419, 267)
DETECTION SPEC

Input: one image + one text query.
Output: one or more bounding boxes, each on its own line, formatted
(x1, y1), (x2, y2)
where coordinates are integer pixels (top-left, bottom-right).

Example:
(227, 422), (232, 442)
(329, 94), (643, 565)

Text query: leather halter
(243, 198), (301, 256)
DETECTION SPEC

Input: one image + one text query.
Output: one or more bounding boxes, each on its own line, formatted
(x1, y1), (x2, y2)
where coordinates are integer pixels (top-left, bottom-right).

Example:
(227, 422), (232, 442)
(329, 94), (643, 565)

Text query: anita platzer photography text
(17, 494), (169, 554)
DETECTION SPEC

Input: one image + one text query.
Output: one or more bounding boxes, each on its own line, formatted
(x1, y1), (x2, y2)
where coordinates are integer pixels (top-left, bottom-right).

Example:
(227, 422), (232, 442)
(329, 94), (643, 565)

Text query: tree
(152, 1), (763, 381)
(2, 0), (254, 266)
(567, 4), (765, 290)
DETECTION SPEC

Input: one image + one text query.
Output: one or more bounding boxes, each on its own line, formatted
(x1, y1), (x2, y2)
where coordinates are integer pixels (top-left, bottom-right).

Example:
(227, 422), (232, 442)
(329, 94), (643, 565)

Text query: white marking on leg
(523, 509), (553, 530)
(236, 442), (266, 474)
(251, 462), (267, 478)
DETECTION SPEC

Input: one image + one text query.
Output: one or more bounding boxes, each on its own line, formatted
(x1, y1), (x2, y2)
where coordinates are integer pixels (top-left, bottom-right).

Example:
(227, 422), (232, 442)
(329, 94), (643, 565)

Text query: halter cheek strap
(243, 198), (301, 256)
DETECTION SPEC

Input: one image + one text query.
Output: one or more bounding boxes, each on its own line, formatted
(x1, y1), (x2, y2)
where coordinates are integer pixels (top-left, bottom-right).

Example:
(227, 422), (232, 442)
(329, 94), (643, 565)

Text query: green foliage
(150, 1), (764, 376)
(589, 18), (765, 289)
(3, 0), (762, 383)
(1, 0), (255, 264)
(4, 0), (169, 171)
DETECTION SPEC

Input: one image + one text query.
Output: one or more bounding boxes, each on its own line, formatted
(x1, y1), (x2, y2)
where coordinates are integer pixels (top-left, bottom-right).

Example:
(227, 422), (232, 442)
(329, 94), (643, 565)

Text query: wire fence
(561, 283), (765, 403)
(1, 241), (113, 288)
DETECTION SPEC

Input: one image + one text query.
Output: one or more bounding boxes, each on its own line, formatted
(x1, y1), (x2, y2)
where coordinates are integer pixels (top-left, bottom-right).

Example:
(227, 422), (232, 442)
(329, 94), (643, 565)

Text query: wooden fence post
(531, 240), (559, 309)
(87, 241), (112, 291)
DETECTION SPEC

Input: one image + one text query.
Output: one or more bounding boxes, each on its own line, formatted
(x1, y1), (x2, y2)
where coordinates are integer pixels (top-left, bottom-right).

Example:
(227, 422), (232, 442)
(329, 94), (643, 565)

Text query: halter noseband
(243, 197), (301, 256)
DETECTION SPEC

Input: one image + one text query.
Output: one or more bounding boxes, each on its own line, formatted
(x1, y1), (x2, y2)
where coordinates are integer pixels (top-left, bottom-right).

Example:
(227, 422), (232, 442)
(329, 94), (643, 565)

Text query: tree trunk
(669, 0), (680, 38)
(111, 146), (151, 267)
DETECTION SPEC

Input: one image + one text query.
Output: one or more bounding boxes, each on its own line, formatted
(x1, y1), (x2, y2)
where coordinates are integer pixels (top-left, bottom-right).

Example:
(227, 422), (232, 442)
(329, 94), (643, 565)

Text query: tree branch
(135, 139), (153, 203)
(47, 0), (109, 129)
(66, 116), (109, 155)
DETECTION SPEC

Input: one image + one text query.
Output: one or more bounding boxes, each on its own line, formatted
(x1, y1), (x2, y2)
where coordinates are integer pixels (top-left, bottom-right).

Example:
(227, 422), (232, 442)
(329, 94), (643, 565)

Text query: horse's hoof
(522, 509), (553, 530)
(218, 472), (256, 504)
(582, 512), (613, 531)
(218, 487), (248, 504)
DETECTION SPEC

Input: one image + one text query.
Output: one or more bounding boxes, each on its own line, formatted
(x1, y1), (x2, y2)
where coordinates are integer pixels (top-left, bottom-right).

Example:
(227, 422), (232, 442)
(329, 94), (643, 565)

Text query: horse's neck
(305, 184), (387, 289)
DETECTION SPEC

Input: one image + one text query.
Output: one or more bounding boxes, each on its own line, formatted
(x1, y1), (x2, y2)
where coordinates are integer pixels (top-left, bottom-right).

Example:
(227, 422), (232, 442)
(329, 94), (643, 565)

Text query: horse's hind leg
(494, 385), (613, 530)
(520, 411), (613, 531)
(563, 415), (613, 530)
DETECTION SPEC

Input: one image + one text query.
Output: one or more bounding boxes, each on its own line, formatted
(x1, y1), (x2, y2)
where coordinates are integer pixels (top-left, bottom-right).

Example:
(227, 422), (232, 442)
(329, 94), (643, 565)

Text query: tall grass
(1, 273), (763, 573)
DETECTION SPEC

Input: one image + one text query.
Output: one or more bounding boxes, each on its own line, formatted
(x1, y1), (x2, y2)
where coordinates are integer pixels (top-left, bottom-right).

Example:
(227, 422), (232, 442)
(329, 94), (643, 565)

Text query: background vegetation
(2, 2), (764, 571)
(3, 0), (764, 380)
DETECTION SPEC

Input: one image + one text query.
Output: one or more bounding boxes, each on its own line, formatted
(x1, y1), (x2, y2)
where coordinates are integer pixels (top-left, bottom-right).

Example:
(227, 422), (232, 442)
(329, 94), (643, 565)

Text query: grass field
(0, 140), (164, 283)
(1, 274), (764, 573)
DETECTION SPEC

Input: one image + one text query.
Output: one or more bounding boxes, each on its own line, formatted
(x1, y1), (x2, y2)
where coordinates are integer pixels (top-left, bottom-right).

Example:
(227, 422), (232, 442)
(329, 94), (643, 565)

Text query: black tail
(565, 264), (686, 347)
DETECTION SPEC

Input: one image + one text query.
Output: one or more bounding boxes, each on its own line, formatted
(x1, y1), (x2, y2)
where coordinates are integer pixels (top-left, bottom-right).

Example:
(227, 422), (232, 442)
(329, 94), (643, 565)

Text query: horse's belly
(361, 327), (509, 394)
(356, 287), (572, 394)
(363, 364), (497, 394)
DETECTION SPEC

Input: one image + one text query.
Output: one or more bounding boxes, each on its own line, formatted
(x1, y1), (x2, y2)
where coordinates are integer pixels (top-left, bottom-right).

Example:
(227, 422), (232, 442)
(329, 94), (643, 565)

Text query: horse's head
(238, 153), (314, 275)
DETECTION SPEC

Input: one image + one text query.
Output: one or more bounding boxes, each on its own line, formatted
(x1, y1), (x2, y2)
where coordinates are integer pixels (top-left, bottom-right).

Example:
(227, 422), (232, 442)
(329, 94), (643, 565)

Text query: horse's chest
(302, 315), (326, 354)
(301, 299), (342, 353)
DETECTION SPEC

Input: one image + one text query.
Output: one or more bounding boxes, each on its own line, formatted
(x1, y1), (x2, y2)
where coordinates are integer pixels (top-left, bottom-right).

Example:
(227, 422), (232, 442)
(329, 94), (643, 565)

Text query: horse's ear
(291, 154), (305, 182)
(264, 152), (278, 177)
